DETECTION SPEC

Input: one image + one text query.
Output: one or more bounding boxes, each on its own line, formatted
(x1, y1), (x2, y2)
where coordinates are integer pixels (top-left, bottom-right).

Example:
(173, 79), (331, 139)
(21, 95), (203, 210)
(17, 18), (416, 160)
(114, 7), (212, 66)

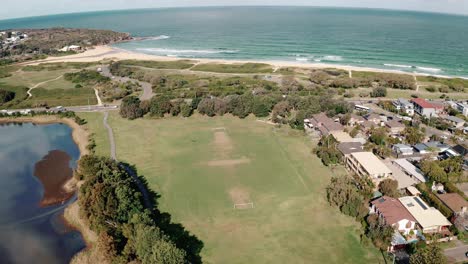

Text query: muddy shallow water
(0, 122), (85, 264)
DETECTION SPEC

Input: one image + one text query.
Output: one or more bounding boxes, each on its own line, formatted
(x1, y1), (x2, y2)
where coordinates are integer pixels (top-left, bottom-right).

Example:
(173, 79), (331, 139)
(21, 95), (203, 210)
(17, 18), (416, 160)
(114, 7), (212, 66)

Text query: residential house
(308, 113), (344, 136)
(393, 98), (415, 116)
(348, 114), (365, 126)
(371, 196), (417, 235)
(432, 182), (445, 193)
(392, 144), (414, 157)
(406, 186), (421, 196)
(437, 193), (468, 217)
(414, 141), (450, 154)
(442, 115), (465, 129)
(345, 152), (392, 179)
(365, 113), (386, 126)
(386, 120), (405, 135)
(393, 159), (427, 183)
(337, 142), (364, 161)
(399, 196), (452, 234)
(411, 98), (444, 118)
(60, 45), (81, 52)
(456, 103), (468, 117)
(330, 131), (366, 144)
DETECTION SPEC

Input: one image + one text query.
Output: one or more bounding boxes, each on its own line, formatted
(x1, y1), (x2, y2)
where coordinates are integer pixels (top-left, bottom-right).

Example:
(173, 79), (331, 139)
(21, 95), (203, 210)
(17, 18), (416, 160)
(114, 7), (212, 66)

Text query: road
(444, 243), (468, 263)
(353, 101), (451, 139)
(100, 65), (154, 101)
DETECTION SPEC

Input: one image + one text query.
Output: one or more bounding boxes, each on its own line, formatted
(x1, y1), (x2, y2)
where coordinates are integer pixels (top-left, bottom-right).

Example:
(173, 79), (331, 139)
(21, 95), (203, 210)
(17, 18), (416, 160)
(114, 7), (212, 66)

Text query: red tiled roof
(371, 196), (416, 225)
(411, 98), (444, 109)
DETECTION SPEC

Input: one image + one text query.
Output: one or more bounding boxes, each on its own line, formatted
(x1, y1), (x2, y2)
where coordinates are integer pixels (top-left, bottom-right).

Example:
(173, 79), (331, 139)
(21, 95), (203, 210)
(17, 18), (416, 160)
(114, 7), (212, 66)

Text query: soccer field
(80, 112), (382, 264)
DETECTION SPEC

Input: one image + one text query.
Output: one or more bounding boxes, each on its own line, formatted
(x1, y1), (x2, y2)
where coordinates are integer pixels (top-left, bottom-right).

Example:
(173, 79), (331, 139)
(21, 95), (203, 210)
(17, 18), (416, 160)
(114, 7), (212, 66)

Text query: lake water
(0, 122), (85, 264)
(0, 7), (467, 77)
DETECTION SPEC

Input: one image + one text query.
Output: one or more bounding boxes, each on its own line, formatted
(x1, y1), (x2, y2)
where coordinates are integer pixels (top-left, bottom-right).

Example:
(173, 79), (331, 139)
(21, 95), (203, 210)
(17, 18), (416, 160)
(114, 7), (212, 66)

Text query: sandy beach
(29, 45), (430, 77)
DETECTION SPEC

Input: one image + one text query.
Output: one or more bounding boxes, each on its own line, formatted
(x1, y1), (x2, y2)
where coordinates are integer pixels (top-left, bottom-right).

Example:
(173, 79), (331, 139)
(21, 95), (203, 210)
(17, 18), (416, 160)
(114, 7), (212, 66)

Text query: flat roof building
(345, 152), (392, 179)
(393, 159), (426, 183)
(399, 196), (452, 234)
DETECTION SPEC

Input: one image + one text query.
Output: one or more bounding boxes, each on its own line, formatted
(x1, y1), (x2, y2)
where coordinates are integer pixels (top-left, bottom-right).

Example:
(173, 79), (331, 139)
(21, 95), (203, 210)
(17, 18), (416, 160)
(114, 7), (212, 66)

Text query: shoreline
(0, 115), (96, 262)
(27, 45), (467, 79)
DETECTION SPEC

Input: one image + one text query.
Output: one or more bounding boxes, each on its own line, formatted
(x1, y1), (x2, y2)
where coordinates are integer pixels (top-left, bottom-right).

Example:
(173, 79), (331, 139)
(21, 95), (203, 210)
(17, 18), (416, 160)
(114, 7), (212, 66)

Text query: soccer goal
(233, 202), (254, 209)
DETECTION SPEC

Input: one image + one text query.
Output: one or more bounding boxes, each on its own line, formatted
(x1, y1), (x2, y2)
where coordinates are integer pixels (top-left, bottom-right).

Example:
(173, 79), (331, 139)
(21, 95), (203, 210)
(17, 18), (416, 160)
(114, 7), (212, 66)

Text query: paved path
(94, 88), (103, 106)
(102, 111), (153, 210)
(100, 65), (154, 101)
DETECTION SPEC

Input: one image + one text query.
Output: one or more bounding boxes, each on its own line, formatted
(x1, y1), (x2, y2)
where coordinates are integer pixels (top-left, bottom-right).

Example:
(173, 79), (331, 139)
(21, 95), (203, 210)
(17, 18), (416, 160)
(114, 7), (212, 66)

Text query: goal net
(233, 202), (254, 209)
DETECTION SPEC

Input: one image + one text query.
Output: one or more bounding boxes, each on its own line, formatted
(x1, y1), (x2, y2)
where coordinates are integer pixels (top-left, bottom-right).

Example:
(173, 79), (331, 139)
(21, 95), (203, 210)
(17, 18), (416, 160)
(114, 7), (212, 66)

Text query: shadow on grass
(121, 162), (204, 264)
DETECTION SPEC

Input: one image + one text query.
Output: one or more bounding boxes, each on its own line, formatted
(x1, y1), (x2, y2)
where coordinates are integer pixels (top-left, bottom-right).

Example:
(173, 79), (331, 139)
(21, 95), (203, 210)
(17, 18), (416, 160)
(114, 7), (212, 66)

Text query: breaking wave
(384, 63), (413, 69)
(136, 47), (239, 55)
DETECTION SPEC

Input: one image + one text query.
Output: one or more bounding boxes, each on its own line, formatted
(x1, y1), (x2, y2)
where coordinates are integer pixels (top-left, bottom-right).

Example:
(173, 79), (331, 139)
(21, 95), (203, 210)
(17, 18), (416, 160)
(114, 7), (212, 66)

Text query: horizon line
(1, 5), (467, 23)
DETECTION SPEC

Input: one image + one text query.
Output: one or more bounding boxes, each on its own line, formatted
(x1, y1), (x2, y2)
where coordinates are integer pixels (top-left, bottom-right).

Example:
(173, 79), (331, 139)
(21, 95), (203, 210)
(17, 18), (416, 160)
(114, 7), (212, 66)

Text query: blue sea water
(1, 7), (467, 77)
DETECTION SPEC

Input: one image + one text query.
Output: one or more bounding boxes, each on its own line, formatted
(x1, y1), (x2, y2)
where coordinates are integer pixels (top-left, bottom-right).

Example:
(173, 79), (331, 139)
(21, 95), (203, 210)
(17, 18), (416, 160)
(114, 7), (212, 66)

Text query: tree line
(75, 155), (203, 264)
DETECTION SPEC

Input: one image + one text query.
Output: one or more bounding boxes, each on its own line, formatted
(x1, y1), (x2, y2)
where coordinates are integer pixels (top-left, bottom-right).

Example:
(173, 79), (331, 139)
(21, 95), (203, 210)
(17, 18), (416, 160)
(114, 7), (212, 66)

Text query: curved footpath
(103, 112), (153, 210)
(100, 65), (154, 101)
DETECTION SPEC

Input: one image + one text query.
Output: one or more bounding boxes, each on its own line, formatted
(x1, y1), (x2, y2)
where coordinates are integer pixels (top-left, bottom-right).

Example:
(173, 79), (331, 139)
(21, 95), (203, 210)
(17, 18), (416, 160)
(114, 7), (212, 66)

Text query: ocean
(1, 7), (467, 77)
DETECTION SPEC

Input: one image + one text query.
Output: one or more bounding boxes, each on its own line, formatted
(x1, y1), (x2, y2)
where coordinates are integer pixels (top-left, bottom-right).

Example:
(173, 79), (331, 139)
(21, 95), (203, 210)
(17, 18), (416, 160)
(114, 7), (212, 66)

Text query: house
(308, 113), (344, 136)
(452, 144), (468, 157)
(60, 45), (81, 52)
(414, 141), (450, 154)
(411, 98), (444, 118)
(345, 152), (392, 179)
(432, 182), (445, 193)
(392, 144), (414, 156)
(348, 114), (365, 126)
(456, 103), (468, 117)
(393, 98), (415, 116)
(437, 193), (468, 216)
(371, 196), (417, 235)
(386, 120), (405, 135)
(393, 159), (426, 183)
(337, 142), (364, 158)
(399, 196), (452, 234)
(330, 131), (366, 144)
(365, 113), (385, 126)
(406, 186), (421, 196)
(442, 115), (465, 128)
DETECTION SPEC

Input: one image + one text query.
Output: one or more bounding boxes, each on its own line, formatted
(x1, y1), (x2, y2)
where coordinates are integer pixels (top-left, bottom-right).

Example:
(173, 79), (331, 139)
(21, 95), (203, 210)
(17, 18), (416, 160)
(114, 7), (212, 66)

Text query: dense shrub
(0, 89), (15, 104)
(120, 96), (144, 120)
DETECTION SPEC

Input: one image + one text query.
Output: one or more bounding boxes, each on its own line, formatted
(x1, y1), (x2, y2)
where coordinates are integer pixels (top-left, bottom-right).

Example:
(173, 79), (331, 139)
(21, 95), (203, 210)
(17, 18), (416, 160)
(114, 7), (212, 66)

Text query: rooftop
(443, 115), (465, 124)
(406, 186), (421, 196)
(393, 159), (426, 183)
(437, 193), (468, 213)
(337, 142), (364, 155)
(371, 196), (416, 225)
(311, 113), (344, 133)
(411, 98), (444, 109)
(330, 131), (354, 143)
(399, 196), (452, 229)
(350, 152), (392, 175)
(453, 145), (468, 156)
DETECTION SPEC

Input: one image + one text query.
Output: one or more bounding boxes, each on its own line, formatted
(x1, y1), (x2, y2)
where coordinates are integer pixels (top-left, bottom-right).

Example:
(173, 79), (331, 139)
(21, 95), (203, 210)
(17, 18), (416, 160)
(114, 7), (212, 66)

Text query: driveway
(384, 159), (417, 189)
(444, 243), (468, 263)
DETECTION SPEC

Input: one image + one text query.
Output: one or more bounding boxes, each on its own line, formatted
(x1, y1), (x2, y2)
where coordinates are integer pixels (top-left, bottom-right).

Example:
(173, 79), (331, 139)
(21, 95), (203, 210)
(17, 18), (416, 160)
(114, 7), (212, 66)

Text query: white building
(456, 103), (468, 117)
(399, 196), (452, 234)
(345, 152), (392, 179)
(393, 98), (415, 116)
(60, 45), (81, 52)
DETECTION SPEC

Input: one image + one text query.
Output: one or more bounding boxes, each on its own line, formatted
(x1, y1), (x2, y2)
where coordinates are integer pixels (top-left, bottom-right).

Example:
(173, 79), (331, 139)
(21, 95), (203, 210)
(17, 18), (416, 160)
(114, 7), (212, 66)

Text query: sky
(1, 0), (467, 19)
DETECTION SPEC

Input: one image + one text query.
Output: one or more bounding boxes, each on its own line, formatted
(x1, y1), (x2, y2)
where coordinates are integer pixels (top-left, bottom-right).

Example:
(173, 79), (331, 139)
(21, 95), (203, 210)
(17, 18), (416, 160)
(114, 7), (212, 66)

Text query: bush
(425, 86), (436, 93)
(120, 96), (144, 120)
(370, 87), (387, 98)
(0, 89), (15, 104)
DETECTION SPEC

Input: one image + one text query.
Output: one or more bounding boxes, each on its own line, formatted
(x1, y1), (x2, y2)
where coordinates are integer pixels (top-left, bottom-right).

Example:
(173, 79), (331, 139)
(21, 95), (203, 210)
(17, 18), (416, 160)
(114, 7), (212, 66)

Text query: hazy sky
(1, 0), (467, 19)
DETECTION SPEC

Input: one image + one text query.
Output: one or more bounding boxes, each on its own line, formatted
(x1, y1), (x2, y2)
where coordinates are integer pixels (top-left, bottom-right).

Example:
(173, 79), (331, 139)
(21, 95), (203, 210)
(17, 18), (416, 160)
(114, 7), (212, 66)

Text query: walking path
(27, 75), (63, 97)
(94, 88), (103, 106)
(102, 111), (153, 210)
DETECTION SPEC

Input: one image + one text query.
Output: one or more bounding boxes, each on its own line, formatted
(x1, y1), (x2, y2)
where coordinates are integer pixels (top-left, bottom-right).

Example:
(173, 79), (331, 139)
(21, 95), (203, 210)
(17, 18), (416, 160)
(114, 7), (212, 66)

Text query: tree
(366, 214), (394, 251)
(150, 95), (171, 117)
(326, 176), (368, 219)
(371, 87), (387, 98)
(410, 243), (446, 264)
(403, 127), (425, 145)
(0, 89), (15, 104)
(378, 179), (399, 198)
(180, 103), (193, 117)
(120, 96), (143, 120)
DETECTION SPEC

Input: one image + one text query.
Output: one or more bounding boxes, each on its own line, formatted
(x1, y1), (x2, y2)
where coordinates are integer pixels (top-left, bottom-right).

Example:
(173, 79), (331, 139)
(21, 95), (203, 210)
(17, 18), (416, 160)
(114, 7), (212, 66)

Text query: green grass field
(1, 68), (77, 88)
(80, 112), (382, 264)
